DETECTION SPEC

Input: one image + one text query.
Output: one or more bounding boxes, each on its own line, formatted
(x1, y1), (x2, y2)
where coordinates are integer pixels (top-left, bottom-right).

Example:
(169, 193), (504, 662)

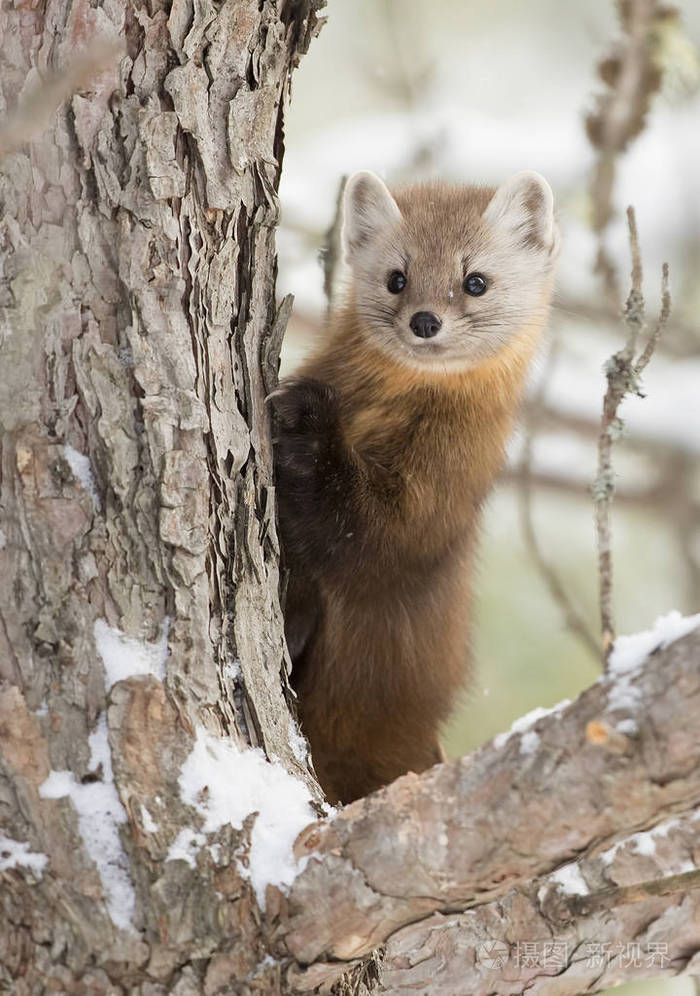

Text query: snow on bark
(94, 617), (170, 689)
(171, 728), (317, 908)
(39, 714), (135, 930)
(0, 0), (326, 991)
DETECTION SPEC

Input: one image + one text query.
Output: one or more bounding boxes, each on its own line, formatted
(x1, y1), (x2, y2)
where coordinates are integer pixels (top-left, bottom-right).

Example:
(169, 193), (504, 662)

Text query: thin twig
(509, 467), (664, 507)
(0, 41), (123, 159)
(594, 207), (671, 663)
(586, 0), (669, 310)
(549, 867), (700, 923)
(321, 175), (347, 315)
(634, 261), (671, 373)
(518, 346), (599, 661)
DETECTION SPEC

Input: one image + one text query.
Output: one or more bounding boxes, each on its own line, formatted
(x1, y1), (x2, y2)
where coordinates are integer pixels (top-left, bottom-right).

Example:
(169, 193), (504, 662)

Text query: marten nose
(410, 311), (442, 339)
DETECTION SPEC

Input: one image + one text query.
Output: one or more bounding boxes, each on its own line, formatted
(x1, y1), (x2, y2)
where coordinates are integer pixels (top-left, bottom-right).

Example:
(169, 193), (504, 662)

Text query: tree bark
(0, 1), (324, 992)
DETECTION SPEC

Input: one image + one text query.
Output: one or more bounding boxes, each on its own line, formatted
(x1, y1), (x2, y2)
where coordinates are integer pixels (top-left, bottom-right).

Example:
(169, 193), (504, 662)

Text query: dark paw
(268, 377), (338, 432)
(271, 378), (354, 567)
(269, 377), (341, 480)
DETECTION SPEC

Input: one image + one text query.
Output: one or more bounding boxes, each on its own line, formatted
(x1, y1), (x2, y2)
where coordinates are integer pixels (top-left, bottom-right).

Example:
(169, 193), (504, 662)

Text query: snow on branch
(279, 623), (700, 992)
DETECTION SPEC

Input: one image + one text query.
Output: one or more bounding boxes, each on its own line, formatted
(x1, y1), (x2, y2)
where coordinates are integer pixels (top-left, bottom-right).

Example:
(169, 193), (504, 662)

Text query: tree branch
(378, 859), (700, 995)
(586, 0), (669, 306)
(594, 208), (671, 660)
(0, 42), (124, 159)
(518, 342), (600, 661)
(278, 628), (700, 992)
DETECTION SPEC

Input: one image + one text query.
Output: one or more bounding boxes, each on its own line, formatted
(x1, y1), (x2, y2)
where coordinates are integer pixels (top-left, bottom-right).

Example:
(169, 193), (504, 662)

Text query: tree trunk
(0, 1), (324, 991)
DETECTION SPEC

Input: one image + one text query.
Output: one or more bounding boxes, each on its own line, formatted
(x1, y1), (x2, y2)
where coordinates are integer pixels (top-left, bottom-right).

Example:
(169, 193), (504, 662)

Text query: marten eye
(387, 270), (406, 294)
(463, 272), (488, 296)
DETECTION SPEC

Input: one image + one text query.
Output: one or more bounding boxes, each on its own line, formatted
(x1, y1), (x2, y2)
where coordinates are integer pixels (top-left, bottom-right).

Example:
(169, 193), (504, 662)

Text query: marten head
(341, 171), (559, 371)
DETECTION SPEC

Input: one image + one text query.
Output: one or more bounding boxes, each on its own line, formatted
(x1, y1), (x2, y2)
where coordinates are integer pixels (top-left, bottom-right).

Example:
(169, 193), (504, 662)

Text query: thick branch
(378, 858), (700, 994)
(280, 628), (700, 988)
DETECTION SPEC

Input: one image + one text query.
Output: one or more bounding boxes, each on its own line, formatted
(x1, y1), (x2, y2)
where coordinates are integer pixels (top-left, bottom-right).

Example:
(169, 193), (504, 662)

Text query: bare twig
(548, 867), (700, 922)
(594, 207), (671, 661)
(520, 465), (600, 661)
(552, 297), (698, 358)
(634, 259), (671, 372)
(0, 41), (123, 159)
(518, 346), (599, 660)
(586, 0), (671, 308)
(320, 175), (347, 314)
(509, 467), (664, 506)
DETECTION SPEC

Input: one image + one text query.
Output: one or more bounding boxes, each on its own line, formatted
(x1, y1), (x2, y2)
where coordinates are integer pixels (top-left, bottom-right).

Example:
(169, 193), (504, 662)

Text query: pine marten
(272, 170), (559, 804)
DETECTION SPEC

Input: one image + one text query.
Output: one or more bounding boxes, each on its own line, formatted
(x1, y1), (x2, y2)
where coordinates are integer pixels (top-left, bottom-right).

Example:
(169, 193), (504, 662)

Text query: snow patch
(140, 805), (159, 834)
(39, 714), (135, 929)
(167, 828), (206, 867)
(600, 816), (683, 866)
(171, 728), (316, 909)
(0, 833), (48, 876)
(520, 730), (540, 756)
(607, 676), (642, 714)
(94, 617), (169, 690)
(63, 444), (102, 510)
(493, 699), (570, 750)
(287, 718), (309, 765)
(223, 659), (241, 683)
(632, 831), (659, 857)
(606, 611), (700, 714)
(548, 862), (589, 896)
(609, 611), (700, 675)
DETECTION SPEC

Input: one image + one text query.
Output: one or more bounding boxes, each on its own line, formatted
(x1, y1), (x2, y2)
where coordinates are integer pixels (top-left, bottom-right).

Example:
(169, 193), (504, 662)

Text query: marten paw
(269, 377), (342, 482)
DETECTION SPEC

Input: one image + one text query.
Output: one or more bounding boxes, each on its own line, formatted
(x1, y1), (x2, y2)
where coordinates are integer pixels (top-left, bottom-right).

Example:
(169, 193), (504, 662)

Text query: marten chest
(342, 392), (475, 483)
(341, 388), (509, 543)
(343, 397), (409, 455)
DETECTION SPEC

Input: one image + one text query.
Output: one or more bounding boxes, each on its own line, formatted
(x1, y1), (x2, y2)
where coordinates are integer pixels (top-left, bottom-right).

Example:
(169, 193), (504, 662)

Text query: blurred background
(277, 4), (700, 992)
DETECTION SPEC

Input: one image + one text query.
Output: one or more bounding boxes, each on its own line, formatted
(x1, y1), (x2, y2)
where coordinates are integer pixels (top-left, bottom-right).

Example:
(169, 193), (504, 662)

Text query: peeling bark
(0, 0), (324, 991)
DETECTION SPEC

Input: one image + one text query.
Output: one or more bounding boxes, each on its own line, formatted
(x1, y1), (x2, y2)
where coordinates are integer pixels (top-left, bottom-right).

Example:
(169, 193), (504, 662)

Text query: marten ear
(342, 171), (402, 262)
(483, 171), (556, 254)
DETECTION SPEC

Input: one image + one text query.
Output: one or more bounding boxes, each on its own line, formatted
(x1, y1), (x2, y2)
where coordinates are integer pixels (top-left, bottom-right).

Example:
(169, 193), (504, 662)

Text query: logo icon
(476, 940), (509, 970)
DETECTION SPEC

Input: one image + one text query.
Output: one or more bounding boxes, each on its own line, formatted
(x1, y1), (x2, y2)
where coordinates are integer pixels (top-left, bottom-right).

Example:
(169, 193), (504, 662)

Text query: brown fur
(273, 174), (557, 803)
